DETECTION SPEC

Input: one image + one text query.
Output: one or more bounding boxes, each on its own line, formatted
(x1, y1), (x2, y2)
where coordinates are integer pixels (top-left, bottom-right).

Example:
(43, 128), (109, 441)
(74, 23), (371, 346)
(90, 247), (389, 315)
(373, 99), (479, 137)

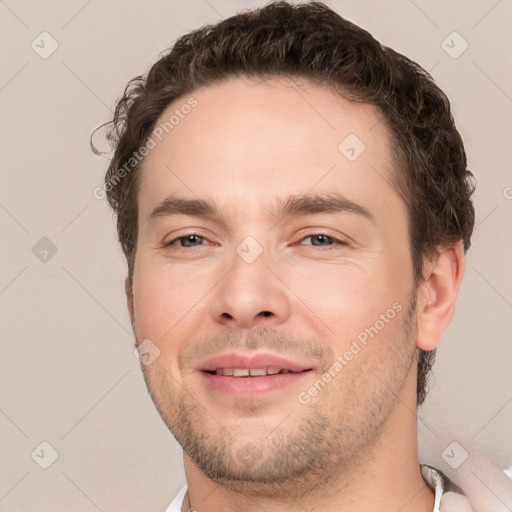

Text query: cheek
(287, 260), (398, 342)
(132, 260), (209, 350)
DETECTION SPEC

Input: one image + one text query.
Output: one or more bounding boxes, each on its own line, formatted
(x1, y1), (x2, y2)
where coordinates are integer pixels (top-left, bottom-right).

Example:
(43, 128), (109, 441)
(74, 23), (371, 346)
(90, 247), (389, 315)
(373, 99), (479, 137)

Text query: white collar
(167, 465), (448, 512)
(421, 464), (445, 512)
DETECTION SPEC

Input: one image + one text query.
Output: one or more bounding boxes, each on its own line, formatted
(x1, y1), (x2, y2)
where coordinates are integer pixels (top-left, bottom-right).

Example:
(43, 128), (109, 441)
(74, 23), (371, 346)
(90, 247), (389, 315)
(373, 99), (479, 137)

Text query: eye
(166, 234), (207, 248)
(300, 233), (347, 248)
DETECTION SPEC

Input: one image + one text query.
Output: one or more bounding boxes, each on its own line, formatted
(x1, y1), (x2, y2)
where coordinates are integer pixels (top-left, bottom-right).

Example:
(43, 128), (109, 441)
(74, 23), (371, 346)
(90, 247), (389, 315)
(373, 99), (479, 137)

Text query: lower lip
(199, 371), (311, 399)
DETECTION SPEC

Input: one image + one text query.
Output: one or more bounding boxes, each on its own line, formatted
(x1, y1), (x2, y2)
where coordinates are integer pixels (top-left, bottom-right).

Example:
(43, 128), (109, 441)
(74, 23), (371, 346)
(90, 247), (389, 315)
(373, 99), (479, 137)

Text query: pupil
(314, 235), (331, 246)
(185, 235), (200, 247)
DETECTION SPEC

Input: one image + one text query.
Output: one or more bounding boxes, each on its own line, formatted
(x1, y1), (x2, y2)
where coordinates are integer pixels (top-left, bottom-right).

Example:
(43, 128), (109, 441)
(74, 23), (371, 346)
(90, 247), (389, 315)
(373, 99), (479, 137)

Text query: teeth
(249, 368), (267, 376)
(233, 368), (250, 377)
(212, 368), (292, 377)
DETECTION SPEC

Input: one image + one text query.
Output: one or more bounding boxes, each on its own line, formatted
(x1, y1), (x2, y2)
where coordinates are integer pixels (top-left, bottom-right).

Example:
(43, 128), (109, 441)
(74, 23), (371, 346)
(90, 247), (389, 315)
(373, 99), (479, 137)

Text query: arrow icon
(339, 134), (365, 161)
(31, 31), (59, 59)
(236, 236), (263, 263)
(134, 339), (160, 366)
(32, 237), (58, 262)
(441, 32), (468, 59)
(441, 441), (468, 469)
(31, 441), (59, 468)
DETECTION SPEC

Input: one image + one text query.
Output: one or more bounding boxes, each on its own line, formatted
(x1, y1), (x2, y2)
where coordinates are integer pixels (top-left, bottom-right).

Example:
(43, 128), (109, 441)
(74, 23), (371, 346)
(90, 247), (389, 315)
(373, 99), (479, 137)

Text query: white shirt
(165, 465), (471, 511)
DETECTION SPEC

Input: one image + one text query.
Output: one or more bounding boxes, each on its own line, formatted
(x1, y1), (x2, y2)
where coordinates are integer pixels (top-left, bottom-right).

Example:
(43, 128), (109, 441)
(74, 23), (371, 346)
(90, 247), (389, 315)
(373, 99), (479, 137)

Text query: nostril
(260, 311), (272, 317)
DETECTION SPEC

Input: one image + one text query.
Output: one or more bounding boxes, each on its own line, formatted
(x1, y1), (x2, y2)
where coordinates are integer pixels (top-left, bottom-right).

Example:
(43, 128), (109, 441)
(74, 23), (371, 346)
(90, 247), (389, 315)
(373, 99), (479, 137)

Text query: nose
(209, 244), (291, 329)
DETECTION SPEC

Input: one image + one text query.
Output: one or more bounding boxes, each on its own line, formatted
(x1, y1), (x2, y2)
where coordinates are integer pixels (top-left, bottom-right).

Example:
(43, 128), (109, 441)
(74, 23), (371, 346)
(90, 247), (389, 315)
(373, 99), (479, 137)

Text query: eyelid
(162, 229), (351, 249)
(163, 230), (211, 247)
(301, 234), (347, 243)
(296, 229), (351, 245)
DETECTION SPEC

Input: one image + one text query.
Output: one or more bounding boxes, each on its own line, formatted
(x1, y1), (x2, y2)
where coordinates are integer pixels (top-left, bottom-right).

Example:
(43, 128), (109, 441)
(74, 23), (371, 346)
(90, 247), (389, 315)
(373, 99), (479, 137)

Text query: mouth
(198, 352), (313, 399)
(206, 367), (306, 376)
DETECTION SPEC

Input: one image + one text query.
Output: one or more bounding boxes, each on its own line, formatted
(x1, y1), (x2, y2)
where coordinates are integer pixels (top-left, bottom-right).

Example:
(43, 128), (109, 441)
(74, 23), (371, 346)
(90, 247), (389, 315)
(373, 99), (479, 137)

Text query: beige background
(1, 0), (511, 510)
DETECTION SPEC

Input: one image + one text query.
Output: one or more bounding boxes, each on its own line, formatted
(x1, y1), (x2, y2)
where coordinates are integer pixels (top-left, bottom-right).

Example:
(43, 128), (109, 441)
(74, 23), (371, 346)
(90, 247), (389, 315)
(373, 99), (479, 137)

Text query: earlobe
(415, 241), (466, 351)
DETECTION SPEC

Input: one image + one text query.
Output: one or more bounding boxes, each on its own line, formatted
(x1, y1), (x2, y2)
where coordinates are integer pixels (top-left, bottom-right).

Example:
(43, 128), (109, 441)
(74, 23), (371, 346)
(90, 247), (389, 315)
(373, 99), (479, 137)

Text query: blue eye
(164, 233), (347, 251)
(168, 234), (206, 248)
(302, 234), (335, 246)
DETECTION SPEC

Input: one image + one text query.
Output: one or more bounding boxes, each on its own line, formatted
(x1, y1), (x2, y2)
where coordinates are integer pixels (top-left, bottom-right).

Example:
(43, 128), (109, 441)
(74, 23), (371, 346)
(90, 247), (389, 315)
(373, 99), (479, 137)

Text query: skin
(126, 76), (466, 511)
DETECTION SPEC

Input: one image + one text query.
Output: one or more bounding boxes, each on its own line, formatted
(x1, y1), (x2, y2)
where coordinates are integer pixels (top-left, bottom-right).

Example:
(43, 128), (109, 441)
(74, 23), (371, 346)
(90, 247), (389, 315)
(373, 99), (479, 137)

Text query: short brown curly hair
(98, 1), (475, 405)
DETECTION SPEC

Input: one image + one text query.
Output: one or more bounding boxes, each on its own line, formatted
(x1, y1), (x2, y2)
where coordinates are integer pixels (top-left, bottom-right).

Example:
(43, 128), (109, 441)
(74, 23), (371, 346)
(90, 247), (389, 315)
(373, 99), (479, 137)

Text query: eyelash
(164, 233), (348, 250)
(300, 234), (348, 249)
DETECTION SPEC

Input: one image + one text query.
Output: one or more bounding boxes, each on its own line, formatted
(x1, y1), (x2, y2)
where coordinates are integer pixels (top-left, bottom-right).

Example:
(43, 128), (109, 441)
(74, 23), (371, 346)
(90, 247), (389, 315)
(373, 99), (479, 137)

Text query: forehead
(138, 76), (401, 221)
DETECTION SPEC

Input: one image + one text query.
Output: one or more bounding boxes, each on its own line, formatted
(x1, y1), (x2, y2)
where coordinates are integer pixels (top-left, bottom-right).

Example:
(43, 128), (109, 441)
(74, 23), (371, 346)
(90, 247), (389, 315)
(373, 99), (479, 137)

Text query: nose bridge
(210, 234), (290, 328)
(235, 234), (266, 266)
(228, 234), (272, 304)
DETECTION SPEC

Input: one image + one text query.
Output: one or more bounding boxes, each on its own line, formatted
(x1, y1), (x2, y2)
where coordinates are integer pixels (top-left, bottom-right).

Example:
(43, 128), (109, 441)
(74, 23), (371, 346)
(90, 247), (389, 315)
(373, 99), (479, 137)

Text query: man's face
(130, 77), (419, 490)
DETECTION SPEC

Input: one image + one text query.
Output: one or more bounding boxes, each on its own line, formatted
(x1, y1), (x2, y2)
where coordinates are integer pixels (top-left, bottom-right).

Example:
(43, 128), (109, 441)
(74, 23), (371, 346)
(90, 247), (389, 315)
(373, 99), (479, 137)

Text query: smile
(209, 368), (305, 376)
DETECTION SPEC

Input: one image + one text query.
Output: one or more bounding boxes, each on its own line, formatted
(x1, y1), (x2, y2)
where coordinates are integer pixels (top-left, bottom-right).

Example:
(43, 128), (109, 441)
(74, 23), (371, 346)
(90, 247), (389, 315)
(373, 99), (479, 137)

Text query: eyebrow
(149, 192), (375, 223)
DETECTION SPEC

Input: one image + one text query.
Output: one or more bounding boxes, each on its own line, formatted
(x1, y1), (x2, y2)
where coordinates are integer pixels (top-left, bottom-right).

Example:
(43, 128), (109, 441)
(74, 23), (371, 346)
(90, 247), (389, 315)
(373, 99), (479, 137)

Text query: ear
(125, 276), (135, 330)
(415, 240), (466, 351)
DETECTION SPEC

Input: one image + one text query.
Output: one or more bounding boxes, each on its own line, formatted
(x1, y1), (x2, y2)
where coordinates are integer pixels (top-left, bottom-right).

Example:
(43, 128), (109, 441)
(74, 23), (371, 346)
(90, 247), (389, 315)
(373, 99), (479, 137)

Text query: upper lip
(198, 352), (312, 372)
